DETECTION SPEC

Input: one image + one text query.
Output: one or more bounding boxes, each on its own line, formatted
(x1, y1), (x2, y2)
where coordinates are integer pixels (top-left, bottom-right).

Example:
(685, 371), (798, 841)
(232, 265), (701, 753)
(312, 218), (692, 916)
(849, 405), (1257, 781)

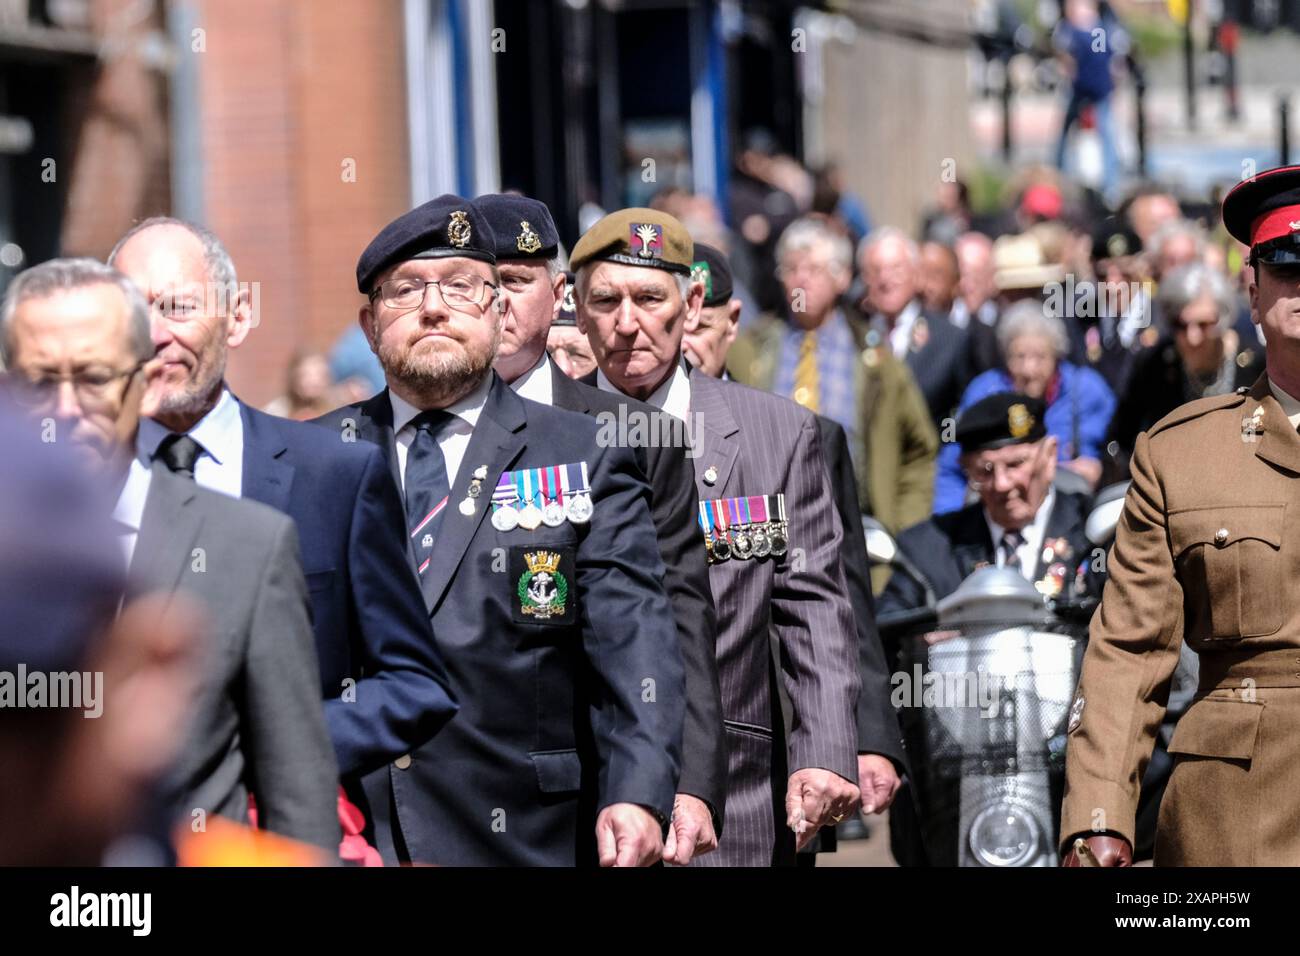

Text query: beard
(378, 323), (500, 407)
(144, 349), (227, 428)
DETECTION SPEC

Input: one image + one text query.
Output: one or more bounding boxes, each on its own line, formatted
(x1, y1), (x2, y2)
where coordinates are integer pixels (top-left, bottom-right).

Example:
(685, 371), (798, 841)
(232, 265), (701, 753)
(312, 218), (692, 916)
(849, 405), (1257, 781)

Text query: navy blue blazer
(239, 401), (458, 778)
(315, 374), (686, 866)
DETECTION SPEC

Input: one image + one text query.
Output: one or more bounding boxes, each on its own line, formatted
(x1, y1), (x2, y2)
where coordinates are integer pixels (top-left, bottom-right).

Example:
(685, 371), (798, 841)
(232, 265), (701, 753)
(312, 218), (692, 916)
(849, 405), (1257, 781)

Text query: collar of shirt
(508, 351), (553, 405)
(111, 455), (154, 570)
(137, 387), (244, 498)
(390, 372), (491, 488)
(984, 486), (1057, 581)
(877, 299), (921, 358)
(1269, 379), (1300, 428)
(596, 362), (692, 421)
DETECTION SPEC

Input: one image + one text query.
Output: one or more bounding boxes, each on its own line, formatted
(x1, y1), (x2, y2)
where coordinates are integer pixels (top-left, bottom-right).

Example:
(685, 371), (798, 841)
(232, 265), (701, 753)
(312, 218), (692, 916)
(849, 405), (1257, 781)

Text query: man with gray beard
(316, 195), (686, 866)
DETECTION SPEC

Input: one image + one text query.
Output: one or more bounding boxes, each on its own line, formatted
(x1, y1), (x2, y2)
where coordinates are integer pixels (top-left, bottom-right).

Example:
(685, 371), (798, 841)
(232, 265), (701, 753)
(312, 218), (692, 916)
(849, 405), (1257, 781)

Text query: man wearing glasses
(878, 391), (1097, 619)
(0, 257), (339, 850)
(315, 195), (685, 867)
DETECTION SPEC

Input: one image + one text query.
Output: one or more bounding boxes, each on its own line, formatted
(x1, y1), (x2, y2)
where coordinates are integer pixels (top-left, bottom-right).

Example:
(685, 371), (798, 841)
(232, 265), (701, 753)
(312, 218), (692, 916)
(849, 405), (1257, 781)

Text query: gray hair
(1157, 263), (1235, 331)
(857, 225), (920, 269)
(573, 262), (695, 304)
(0, 258), (153, 366)
(1148, 218), (1206, 265)
(997, 299), (1070, 360)
(775, 216), (853, 275)
(108, 215), (239, 306)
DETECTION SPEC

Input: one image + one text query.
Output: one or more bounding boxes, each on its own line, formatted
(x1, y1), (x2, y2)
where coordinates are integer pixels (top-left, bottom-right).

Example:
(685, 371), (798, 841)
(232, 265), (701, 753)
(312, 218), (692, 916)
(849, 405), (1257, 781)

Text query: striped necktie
(793, 330), (819, 412)
(405, 409), (457, 576)
(1000, 530), (1025, 571)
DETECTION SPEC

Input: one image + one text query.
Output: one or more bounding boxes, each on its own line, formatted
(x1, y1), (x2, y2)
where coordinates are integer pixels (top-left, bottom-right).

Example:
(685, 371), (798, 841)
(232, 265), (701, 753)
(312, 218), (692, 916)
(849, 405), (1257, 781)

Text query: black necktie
(157, 434), (202, 479)
(405, 410), (457, 575)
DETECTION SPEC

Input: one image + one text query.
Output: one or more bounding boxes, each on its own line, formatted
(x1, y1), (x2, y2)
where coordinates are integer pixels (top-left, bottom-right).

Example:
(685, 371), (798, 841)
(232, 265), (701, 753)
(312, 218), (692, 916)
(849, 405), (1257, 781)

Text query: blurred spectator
(1148, 219), (1207, 280)
(919, 241), (961, 319)
(1070, 215), (1155, 395)
(934, 300), (1115, 513)
(967, 232), (1064, 374)
(1124, 185), (1182, 246)
(0, 399), (201, 865)
(1053, 0), (1123, 201)
(1019, 182), (1064, 226)
(812, 162), (873, 243)
(856, 226), (972, 429)
(729, 129), (809, 313)
(728, 216), (938, 533)
(920, 179), (973, 246)
(328, 324), (384, 400)
(265, 350), (337, 421)
(1105, 263), (1263, 477)
(952, 232), (1000, 332)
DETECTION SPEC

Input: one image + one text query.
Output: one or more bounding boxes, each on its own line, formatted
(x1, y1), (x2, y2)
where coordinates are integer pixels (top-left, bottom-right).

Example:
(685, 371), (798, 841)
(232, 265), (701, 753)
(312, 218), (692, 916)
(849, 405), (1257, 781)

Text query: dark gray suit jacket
(130, 465), (340, 851)
(685, 370), (860, 867)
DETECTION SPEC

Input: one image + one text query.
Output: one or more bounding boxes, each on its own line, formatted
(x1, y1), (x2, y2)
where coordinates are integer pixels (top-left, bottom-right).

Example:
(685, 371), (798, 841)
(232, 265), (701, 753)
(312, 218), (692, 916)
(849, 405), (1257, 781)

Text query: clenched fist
(662, 793), (718, 865)
(785, 768), (859, 851)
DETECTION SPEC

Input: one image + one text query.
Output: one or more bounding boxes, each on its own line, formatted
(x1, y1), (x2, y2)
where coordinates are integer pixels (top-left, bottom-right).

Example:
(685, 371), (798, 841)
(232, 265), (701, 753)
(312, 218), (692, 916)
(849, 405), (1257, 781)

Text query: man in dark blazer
(478, 193), (725, 864)
(678, 243), (907, 856)
(1, 257), (339, 851)
(110, 218), (458, 780)
(571, 207), (861, 866)
(316, 195), (686, 866)
(857, 227), (972, 430)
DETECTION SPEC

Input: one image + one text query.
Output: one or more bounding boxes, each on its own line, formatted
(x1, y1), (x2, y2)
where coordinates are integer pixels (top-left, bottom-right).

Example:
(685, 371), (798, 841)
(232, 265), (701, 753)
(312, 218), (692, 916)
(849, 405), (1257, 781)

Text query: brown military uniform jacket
(1061, 374), (1300, 865)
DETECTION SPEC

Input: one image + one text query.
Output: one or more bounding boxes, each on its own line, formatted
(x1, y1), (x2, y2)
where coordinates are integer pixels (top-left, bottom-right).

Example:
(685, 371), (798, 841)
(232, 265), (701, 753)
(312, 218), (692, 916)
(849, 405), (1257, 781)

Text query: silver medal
(492, 503), (520, 532)
(565, 493), (593, 524)
(542, 501), (566, 527)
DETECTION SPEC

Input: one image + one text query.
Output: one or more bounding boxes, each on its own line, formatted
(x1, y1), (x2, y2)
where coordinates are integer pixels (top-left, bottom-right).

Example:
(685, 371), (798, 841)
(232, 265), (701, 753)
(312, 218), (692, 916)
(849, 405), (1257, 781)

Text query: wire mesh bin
(885, 564), (1092, 867)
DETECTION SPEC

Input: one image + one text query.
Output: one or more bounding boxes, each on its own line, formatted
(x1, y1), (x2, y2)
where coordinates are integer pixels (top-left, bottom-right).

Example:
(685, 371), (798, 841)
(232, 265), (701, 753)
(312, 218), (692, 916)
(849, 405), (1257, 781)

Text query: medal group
(698, 493), (788, 563)
(491, 461), (593, 532)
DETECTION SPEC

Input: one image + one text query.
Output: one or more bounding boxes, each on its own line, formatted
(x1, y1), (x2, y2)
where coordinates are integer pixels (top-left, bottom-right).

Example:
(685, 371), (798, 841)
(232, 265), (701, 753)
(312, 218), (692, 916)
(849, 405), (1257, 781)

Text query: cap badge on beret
(517, 220), (542, 254)
(448, 210), (472, 249)
(631, 223), (664, 260)
(691, 260), (713, 299)
(1008, 403), (1034, 440)
(562, 281), (576, 313)
(1106, 234), (1130, 258)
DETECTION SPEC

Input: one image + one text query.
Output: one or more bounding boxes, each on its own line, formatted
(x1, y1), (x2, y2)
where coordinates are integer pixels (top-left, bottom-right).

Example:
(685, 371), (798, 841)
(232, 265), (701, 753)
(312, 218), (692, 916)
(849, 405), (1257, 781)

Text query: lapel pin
(459, 498), (476, 516)
(704, 465), (718, 486)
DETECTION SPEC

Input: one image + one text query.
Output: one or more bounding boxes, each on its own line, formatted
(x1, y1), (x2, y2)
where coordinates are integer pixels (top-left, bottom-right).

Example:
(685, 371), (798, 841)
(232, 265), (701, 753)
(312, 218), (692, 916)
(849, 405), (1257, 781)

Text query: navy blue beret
(356, 194), (498, 294)
(474, 193), (560, 261)
(0, 398), (125, 673)
(956, 392), (1047, 453)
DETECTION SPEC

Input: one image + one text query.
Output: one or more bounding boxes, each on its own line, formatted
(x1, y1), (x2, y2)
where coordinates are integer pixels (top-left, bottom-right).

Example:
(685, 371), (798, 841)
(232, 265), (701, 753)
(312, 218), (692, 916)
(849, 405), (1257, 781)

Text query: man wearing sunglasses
(316, 196), (685, 867)
(1063, 165), (1300, 867)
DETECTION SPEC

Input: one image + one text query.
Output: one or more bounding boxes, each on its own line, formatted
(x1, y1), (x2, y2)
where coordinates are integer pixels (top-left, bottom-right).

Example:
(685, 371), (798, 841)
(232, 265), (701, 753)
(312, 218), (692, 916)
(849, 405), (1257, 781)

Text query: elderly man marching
(1062, 165), (1300, 866)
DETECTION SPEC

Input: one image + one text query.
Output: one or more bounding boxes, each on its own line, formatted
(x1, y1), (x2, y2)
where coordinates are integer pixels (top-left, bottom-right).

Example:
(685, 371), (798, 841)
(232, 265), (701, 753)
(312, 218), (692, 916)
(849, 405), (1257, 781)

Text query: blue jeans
(1056, 88), (1119, 200)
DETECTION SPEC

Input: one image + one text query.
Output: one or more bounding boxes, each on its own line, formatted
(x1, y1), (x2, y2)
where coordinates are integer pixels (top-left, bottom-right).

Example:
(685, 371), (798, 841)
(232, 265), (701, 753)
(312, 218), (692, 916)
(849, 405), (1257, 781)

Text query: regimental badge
(1035, 562), (1068, 598)
(511, 547), (576, 625)
(691, 260), (713, 300)
(1041, 537), (1073, 565)
(630, 222), (664, 260)
(1238, 348), (1255, 369)
(448, 210), (472, 248)
(421, 534), (433, 549)
(562, 281), (576, 314)
(1007, 403), (1034, 440)
(1067, 692), (1085, 733)
(516, 220), (542, 254)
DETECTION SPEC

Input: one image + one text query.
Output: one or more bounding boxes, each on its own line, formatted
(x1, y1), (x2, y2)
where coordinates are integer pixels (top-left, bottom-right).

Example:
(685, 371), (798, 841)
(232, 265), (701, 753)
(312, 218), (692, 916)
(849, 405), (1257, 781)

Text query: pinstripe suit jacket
(685, 369), (861, 866)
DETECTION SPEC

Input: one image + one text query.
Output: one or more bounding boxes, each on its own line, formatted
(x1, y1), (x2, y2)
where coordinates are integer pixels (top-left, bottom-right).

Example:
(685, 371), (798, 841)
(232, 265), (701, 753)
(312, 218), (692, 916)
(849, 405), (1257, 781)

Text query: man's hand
(1061, 833), (1133, 867)
(785, 768), (860, 851)
(857, 754), (901, 815)
(662, 793), (718, 866)
(596, 803), (664, 867)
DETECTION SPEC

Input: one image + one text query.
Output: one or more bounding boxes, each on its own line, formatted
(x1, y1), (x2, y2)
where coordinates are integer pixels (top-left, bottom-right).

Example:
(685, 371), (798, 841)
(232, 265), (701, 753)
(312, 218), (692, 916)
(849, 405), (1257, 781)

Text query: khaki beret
(570, 208), (693, 275)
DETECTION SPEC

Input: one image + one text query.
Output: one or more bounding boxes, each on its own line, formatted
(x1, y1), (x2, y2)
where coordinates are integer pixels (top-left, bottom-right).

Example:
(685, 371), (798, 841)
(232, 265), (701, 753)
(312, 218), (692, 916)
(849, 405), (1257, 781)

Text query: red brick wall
(197, 0), (410, 404)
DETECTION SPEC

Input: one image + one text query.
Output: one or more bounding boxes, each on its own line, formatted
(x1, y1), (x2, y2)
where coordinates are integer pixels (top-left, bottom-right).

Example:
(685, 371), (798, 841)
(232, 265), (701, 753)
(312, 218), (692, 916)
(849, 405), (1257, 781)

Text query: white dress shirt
(138, 387), (245, 499)
(1269, 380), (1300, 429)
(509, 351), (554, 405)
(390, 373), (492, 490)
(111, 456), (154, 570)
(984, 487), (1056, 581)
(598, 363), (692, 422)
(882, 299), (923, 359)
